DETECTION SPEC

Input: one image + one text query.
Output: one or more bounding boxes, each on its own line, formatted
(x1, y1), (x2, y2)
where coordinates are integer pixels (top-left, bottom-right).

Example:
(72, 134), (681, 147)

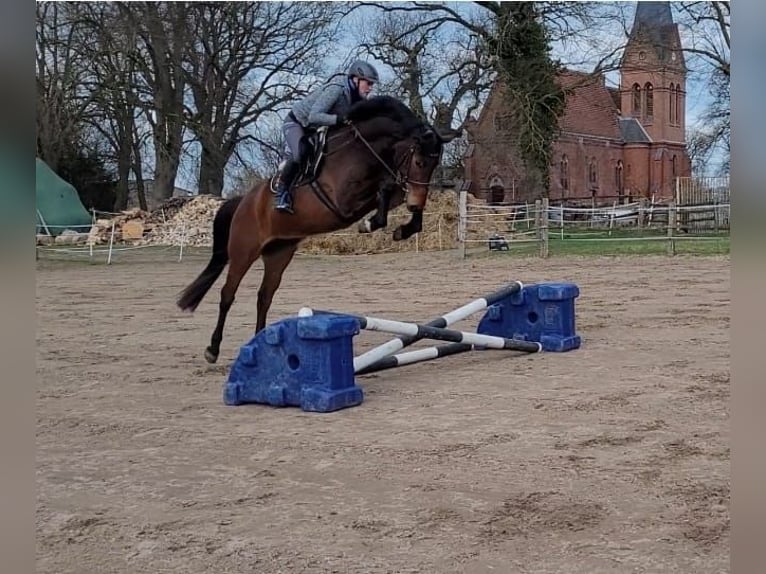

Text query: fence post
(540, 198), (549, 258)
(667, 201), (677, 256)
(534, 199), (541, 241)
(107, 221), (116, 265)
(458, 190), (467, 259)
(178, 222), (186, 262)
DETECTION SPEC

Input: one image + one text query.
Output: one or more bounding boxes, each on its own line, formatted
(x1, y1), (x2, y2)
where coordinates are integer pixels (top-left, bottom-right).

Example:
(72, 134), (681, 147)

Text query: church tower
(620, 1), (687, 144)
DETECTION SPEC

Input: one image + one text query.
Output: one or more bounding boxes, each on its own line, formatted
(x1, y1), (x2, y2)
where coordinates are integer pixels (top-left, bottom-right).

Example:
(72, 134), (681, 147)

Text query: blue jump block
(223, 313), (363, 412)
(476, 282), (581, 352)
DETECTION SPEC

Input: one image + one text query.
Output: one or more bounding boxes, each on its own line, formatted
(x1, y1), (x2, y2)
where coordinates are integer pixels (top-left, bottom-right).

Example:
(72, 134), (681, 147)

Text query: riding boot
(275, 160), (300, 214)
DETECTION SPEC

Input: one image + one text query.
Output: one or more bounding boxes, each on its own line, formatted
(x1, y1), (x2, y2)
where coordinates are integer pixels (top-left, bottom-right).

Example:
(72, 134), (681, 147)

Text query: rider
(274, 59), (380, 214)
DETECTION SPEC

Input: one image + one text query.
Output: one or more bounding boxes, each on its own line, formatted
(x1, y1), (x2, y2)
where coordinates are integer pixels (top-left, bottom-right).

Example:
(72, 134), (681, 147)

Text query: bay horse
(177, 95), (458, 363)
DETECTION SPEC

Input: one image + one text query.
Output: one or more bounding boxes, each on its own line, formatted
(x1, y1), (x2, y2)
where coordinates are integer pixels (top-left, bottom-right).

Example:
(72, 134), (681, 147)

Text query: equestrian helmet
(347, 60), (379, 83)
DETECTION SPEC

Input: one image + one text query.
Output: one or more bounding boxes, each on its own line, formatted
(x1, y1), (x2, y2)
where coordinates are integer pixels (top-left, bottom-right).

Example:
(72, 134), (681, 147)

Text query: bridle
(324, 122), (440, 190)
(349, 123), (441, 189)
(304, 119), (442, 224)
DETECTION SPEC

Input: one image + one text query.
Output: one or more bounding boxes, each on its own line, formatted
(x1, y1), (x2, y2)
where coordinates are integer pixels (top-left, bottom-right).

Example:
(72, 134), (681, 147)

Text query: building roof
(558, 71), (622, 141)
(618, 117), (652, 143)
(628, 1), (684, 68)
(634, 1), (673, 28)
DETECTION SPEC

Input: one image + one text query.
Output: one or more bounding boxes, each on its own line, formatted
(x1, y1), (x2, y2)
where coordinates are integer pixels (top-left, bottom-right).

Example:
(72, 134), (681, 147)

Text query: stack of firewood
(86, 208), (151, 245)
(140, 195), (223, 247)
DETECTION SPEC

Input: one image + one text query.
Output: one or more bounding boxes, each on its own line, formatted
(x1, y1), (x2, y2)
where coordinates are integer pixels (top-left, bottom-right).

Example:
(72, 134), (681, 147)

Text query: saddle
(271, 126), (329, 193)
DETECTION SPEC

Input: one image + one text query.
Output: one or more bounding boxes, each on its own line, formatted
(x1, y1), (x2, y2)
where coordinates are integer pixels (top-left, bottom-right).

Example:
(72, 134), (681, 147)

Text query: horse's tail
(176, 196), (244, 312)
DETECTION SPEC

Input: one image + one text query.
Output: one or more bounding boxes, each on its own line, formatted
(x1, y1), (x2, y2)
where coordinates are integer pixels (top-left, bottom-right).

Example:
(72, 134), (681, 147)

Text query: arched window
(588, 158), (598, 188)
(644, 82), (654, 119)
(675, 86), (682, 125)
(668, 83), (676, 124)
(559, 155), (569, 191)
(632, 83), (641, 115)
(672, 155), (678, 177)
(615, 160), (624, 196)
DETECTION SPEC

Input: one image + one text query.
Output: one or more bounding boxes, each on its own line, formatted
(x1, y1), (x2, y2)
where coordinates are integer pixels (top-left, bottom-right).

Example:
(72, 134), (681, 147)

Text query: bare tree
(353, 9), (491, 135)
(349, 2), (596, 192)
(182, 2), (345, 196)
(35, 2), (94, 171)
(115, 2), (192, 202)
(676, 1), (730, 173)
(66, 3), (150, 210)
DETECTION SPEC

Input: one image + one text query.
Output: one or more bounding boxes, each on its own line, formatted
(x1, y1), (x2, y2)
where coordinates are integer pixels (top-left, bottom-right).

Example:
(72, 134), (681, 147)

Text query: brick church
(462, 1), (692, 204)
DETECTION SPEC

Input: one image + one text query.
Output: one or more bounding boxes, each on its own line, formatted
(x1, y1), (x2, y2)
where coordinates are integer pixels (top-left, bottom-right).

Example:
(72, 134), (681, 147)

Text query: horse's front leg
(358, 181), (400, 234)
(393, 185), (428, 241)
(392, 206), (423, 241)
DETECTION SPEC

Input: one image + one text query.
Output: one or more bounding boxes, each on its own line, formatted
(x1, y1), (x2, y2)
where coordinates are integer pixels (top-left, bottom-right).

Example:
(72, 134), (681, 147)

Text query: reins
(304, 116), (440, 222)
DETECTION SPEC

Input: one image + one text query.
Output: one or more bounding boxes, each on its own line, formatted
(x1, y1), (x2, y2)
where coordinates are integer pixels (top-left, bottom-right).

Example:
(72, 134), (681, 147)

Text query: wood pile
(86, 208), (150, 245)
(75, 195), (223, 247)
(140, 195), (224, 247)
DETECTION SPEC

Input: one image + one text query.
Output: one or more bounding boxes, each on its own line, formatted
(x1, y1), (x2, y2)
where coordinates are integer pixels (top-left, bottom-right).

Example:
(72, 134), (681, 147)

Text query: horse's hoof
(358, 219), (372, 234)
(204, 348), (218, 364)
(392, 227), (403, 241)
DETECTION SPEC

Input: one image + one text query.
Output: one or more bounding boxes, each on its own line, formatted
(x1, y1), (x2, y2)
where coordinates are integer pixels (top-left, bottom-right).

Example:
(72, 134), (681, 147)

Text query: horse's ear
(436, 128), (462, 143)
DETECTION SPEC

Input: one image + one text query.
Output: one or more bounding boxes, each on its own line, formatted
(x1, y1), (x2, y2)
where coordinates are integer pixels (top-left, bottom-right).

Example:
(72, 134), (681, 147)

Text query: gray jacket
(291, 75), (356, 128)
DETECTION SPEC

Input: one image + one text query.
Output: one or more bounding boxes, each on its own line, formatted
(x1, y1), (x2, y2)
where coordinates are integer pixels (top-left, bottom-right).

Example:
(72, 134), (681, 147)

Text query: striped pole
(351, 281), (524, 373)
(298, 309), (542, 369)
(355, 342), (477, 375)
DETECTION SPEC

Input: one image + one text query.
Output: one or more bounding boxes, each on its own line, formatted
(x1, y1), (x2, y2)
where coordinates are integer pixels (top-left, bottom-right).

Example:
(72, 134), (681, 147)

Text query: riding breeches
(282, 115), (304, 162)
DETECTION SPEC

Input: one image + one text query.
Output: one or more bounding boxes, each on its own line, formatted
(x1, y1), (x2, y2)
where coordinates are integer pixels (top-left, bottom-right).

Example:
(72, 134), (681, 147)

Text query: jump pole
(350, 281), (525, 373)
(297, 308), (542, 358)
(355, 342), (480, 375)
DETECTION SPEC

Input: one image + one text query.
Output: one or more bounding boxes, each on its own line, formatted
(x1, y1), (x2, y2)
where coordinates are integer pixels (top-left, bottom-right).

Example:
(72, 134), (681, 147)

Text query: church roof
(619, 117), (652, 143)
(634, 1), (673, 28)
(557, 71), (622, 141)
(628, 1), (683, 67)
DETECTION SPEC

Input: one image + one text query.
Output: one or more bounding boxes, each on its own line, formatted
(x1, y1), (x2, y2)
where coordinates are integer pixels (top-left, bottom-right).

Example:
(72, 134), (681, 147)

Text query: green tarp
(36, 158), (92, 236)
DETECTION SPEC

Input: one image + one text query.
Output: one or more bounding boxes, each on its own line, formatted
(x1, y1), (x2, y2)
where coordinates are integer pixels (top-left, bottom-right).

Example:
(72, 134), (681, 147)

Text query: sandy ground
(36, 249), (729, 573)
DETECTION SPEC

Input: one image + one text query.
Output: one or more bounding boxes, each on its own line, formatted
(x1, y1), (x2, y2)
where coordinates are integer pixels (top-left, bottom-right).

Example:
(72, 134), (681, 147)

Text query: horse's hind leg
(205, 252), (257, 364)
(255, 239), (300, 334)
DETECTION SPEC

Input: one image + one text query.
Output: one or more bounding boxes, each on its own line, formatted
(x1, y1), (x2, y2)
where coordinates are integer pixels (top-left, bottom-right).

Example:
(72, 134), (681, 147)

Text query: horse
(177, 95), (459, 364)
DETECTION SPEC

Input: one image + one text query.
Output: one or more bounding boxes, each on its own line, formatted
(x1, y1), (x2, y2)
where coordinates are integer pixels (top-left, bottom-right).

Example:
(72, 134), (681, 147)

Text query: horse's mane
(346, 95), (423, 131)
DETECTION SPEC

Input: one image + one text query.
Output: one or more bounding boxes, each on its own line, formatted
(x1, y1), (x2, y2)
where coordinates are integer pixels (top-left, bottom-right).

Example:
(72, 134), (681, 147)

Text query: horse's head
(394, 125), (460, 212)
(343, 96), (462, 240)
(345, 95), (461, 200)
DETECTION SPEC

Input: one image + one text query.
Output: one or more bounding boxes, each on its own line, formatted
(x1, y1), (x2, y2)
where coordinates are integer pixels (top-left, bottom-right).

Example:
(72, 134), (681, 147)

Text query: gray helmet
(347, 59), (379, 83)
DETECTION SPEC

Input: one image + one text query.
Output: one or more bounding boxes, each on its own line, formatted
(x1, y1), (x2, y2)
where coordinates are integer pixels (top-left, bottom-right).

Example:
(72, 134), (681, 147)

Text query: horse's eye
(416, 160), (425, 168)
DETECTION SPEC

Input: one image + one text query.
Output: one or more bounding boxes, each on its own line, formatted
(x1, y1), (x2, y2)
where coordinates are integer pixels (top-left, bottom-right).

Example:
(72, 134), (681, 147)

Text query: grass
(465, 227), (730, 258)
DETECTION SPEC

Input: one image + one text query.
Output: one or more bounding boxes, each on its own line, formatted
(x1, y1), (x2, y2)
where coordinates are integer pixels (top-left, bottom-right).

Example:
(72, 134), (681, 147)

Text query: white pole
(106, 221), (116, 265)
(299, 280), (528, 372)
(36, 209), (52, 237)
(178, 222), (186, 262)
(297, 309), (542, 354)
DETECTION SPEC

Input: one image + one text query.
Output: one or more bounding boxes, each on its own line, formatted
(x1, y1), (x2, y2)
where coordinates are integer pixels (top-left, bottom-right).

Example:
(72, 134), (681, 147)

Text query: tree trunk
(197, 145), (226, 196)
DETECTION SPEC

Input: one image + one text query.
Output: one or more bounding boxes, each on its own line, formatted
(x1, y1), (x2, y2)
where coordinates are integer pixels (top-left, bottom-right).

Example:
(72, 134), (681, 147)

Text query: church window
(632, 84), (641, 115)
(644, 83), (654, 119)
(672, 155), (678, 177)
(668, 83), (676, 124)
(588, 158), (598, 188)
(675, 87), (682, 125)
(615, 160), (624, 196)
